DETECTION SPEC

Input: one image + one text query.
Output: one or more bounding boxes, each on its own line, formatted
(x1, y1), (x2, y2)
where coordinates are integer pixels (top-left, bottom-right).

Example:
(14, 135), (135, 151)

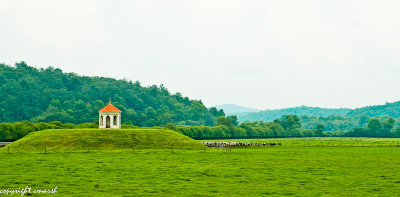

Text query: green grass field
(1, 138), (400, 196)
(1, 128), (203, 153)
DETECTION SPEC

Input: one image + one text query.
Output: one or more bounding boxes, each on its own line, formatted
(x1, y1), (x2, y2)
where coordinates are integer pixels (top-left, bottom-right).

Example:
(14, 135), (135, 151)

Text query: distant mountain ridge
(214, 104), (260, 115)
(235, 101), (400, 123)
(237, 106), (351, 122)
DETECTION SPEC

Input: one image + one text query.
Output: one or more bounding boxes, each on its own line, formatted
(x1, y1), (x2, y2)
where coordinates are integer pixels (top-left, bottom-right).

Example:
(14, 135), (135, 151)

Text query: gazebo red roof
(98, 103), (122, 113)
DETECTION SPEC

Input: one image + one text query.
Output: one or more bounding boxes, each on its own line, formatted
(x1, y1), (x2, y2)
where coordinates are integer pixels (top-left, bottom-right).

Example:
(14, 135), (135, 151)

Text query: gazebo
(98, 99), (122, 129)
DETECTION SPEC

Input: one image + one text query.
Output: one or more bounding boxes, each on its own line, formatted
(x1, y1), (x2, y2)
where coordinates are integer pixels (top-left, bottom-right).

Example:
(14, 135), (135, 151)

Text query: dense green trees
(175, 114), (400, 139)
(3, 114), (400, 142)
(175, 115), (324, 139)
(315, 124), (324, 136)
(345, 118), (398, 137)
(347, 101), (400, 118)
(0, 62), (222, 126)
(274, 115), (301, 132)
(299, 114), (400, 134)
(177, 115), (400, 139)
(0, 115), (324, 141)
(236, 101), (400, 133)
(215, 115), (238, 127)
(3, 62), (400, 140)
(0, 121), (96, 141)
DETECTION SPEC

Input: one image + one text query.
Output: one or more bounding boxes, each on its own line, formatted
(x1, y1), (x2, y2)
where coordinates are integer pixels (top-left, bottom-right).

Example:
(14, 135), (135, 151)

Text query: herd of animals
(202, 142), (281, 147)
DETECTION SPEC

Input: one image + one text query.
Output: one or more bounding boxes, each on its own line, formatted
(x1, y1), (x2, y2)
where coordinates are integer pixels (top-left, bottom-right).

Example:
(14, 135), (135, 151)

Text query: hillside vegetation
(237, 102), (400, 124)
(237, 106), (351, 122)
(0, 62), (224, 126)
(1, 128), (204, 152)
(347, 101), (400, 118)
(235, 102), (400, 133)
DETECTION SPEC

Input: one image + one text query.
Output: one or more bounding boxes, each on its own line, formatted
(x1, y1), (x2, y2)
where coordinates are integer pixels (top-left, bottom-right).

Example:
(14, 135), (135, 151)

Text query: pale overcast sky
(1, 0), (400, 109)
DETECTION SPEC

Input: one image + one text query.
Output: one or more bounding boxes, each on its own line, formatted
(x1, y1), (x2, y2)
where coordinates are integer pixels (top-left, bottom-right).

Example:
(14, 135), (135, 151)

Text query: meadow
(1, 138), (400, 196)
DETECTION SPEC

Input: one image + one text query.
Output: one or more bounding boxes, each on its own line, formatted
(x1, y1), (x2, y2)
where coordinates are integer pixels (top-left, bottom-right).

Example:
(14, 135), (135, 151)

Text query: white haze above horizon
(1, 0), (400, 110)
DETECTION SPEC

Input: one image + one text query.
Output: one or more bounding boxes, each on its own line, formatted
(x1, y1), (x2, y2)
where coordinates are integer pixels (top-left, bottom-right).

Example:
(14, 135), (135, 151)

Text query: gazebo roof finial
(109, 97), (111, 104)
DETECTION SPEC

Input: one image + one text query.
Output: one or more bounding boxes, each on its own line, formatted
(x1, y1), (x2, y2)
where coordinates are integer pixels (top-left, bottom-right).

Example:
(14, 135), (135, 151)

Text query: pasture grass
(2, 138), (400, 196)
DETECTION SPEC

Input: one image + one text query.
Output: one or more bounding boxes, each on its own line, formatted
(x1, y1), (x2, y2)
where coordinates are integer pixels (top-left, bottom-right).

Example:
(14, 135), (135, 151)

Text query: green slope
(1, 128), (204, 153)
(347, 101), (400, 118)
(237, 106), (351, 122)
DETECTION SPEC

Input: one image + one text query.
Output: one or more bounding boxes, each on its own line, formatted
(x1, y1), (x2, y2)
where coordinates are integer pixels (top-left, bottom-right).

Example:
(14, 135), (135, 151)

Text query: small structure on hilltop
(98, 98), (122, 129)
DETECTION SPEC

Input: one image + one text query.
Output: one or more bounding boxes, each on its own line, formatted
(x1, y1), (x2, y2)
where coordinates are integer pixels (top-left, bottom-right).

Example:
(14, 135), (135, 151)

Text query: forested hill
(238, 102), (400, 123)
(237, 106), (351, 122)
(0, 62), (225, 126)
(347, 101), (400, 118)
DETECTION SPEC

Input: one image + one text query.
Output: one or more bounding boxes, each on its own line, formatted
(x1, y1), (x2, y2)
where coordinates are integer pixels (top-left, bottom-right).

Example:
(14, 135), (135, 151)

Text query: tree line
(4, 114), (400, 142)
(0, 121), (95, 141)
(0, 121), (142, 141)
(345, 117), (400, 137)
(236, 101), (400, 134)
(0, 115), (325, 141)
(299, 114), (400, 135)
(173, 115), (324, 139)
(176, 115), (400, 139)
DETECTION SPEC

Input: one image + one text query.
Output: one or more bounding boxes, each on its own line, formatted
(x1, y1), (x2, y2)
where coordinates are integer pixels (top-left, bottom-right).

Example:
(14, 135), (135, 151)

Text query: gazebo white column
(110, 115), (114, 127)
(117, 115), (121, 128)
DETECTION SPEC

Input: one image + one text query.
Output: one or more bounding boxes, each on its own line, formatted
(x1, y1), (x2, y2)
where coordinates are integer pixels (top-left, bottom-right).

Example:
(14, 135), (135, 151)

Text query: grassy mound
(1, 128), (204, 153)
